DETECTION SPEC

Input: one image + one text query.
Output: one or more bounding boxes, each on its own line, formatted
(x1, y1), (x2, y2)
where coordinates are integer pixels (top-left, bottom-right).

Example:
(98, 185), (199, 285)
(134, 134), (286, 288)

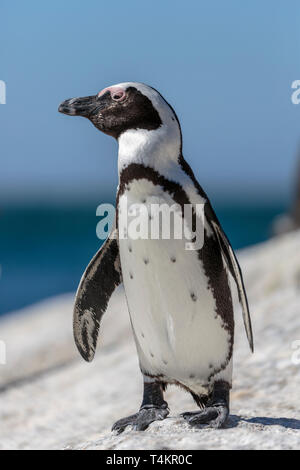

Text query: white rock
(1, 232), (300, 450)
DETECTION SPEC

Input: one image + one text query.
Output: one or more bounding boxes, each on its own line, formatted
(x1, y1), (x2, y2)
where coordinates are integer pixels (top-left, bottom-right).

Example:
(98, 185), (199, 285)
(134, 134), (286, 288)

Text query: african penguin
(58, 82), (253, 431)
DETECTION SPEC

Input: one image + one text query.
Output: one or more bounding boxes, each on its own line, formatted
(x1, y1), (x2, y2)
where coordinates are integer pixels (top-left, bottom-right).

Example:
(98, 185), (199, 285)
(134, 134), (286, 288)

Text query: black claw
(190, 408), (219, 424)
(181, 411), (200, 421)
(111, 413), (139, 433)
(112, 406), (169, 433)
(182, 406), (229, 429)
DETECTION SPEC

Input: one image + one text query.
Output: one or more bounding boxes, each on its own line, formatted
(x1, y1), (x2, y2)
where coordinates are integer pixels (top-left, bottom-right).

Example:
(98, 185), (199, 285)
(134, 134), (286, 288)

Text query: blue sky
(1, 0), (300, 204)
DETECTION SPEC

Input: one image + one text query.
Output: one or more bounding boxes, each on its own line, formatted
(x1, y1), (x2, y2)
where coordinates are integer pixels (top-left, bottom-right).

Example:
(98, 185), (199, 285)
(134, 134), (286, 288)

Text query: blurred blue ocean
(0, 3), (299, 316)
(0, 197), (288, 316)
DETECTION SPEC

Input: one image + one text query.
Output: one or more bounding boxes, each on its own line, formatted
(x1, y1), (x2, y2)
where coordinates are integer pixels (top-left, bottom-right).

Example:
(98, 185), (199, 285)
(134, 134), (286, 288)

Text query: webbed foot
(182, 380), (230, 429)
(181, 404), (229, 428)
(112, 404), (169, 434)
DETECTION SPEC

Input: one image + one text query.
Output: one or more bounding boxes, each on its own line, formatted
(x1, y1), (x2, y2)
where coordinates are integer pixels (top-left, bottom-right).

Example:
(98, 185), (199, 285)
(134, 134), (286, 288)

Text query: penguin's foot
(182, 380), (230, 429)
(181, 404), (229, 429)
(112, 404), (169, 434)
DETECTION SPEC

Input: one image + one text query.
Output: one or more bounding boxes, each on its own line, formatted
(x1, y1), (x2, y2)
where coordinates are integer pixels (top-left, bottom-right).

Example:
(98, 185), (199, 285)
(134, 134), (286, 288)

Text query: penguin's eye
(111, 91), (126, 102)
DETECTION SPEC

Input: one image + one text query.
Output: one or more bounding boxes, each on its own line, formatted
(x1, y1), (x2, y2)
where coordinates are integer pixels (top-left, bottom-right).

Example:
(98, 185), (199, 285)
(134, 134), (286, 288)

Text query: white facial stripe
(98, 86), (125, 98)
(98, 82), (201, 206)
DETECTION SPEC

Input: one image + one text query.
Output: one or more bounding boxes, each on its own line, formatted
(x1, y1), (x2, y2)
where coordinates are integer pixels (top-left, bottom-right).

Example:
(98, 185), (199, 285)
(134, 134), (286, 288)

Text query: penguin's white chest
(118, 179), (231, 392)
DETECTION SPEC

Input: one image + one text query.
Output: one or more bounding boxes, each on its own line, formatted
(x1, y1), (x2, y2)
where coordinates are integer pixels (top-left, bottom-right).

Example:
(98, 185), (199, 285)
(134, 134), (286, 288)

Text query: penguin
(58, 83), (253, 432)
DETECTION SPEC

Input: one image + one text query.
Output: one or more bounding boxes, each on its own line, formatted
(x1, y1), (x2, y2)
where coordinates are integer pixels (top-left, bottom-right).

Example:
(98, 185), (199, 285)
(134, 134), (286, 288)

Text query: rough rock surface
(1, 231), (300, 450)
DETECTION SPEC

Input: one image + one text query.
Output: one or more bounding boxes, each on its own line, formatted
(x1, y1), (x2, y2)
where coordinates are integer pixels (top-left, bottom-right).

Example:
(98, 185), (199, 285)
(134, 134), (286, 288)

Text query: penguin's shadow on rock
(227, 415), (300, 430)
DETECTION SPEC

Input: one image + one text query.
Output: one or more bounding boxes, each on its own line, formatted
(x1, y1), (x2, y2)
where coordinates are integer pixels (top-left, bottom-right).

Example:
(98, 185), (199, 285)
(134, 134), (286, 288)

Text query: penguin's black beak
(58, 95), (98, 117)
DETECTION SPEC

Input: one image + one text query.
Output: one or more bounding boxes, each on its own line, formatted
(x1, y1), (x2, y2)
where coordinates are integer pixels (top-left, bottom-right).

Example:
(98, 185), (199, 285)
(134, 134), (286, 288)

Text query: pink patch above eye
(98, 86), (126, 101)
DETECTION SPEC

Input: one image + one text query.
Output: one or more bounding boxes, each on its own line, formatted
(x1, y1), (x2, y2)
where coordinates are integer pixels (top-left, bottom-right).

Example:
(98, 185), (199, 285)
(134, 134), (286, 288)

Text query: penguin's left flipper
(205, 203), (254, 352)
(73, 226), (122, 362)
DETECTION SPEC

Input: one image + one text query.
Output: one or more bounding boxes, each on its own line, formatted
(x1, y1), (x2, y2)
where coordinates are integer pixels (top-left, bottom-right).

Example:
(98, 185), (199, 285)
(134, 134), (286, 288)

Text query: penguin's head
(58, 82), (180, 140)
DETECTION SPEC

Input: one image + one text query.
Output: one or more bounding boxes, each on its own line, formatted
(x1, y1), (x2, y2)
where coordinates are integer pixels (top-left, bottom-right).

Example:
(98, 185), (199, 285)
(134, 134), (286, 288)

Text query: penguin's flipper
(206, 205), (254, 352)
(73, 227), (122, 362)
